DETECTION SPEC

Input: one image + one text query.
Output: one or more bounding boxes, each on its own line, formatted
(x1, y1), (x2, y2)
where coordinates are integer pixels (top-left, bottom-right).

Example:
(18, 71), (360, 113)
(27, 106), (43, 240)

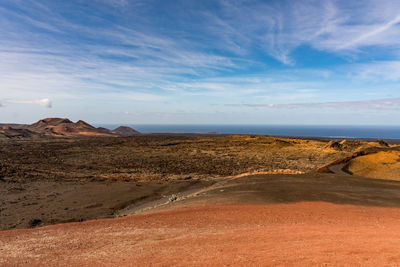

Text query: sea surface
(95, 124), (400, 139)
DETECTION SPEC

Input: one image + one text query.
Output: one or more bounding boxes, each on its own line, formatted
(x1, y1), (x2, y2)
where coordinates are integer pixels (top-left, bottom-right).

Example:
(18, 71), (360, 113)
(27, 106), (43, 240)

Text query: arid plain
(2, 118), (400, 265)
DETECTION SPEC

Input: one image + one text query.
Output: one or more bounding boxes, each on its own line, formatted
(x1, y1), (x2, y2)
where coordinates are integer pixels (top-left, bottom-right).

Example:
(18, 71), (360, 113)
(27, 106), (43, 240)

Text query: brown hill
(0, 123), (29, 129)
(97, 127), (113, 133)
(28, 118), (116, 137)
(0, 118), (142, 138)
(30, 118), (72, 129)
(112, 126), (140, 136)
(0, 126), (41, 139)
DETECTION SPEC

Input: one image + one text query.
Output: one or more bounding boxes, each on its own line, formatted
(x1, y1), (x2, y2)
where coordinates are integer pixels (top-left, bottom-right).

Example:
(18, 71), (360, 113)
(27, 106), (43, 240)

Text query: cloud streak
(206, 0), (400, 63)
(337, 15), (400, 50)
(227, 98), (400, 111)
(5, 98), (52, 108)
(1, 0), (400, 124)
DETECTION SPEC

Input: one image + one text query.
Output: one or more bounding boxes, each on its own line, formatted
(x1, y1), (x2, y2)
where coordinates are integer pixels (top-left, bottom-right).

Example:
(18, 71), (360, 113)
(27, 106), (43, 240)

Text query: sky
(1, 0), (400, 125)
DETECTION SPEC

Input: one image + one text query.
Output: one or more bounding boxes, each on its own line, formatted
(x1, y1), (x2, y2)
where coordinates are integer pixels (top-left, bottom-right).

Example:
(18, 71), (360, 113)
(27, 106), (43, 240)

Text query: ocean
(95, 124), (400, 140)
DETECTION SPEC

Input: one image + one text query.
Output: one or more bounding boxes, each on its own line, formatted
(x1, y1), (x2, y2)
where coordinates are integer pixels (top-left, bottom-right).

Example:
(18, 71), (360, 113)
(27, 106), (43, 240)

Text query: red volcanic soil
(2, 202), (400, 266)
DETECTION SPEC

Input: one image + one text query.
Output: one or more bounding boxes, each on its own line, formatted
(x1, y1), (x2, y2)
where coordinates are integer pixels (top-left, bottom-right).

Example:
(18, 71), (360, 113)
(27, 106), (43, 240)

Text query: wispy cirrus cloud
(0, 0), (243, 106)
(227, 98), (400, 111)
(101, 0), (128, 7)
(207, 0), (400, 64)
(350, 61), (400, 82)
(336, 15), (400, 50)
(1, 0), (400, 124)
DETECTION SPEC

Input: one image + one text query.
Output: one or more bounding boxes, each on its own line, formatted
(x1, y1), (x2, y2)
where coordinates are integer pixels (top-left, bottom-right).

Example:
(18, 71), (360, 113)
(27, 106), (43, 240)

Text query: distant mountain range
(0, 118), (140, 139)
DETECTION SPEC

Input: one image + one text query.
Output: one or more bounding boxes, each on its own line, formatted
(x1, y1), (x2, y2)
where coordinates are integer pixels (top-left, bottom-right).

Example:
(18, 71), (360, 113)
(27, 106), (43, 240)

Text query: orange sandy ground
(2, 202), (400, 266)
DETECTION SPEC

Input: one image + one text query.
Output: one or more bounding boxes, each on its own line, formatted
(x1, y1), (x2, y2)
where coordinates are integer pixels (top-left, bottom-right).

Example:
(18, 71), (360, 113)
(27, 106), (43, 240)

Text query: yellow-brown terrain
(345, 151), (400, 180)
(1, 121), (400, 266)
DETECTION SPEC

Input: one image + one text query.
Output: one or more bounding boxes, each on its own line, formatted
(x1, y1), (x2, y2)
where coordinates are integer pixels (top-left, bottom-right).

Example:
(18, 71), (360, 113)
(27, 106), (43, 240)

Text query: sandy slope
(2, 202), (400, 266)
(346, 151), (400, 180)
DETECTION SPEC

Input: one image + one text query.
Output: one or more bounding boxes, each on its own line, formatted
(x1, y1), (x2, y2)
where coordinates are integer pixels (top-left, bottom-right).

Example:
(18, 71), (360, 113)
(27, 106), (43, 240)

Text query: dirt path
(2, 202), (400, 266)
(116, 169), (303, 216)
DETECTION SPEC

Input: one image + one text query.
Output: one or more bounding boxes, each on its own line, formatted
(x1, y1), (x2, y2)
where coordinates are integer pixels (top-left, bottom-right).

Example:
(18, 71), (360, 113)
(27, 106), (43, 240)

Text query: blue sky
(1, 0), (400, 125)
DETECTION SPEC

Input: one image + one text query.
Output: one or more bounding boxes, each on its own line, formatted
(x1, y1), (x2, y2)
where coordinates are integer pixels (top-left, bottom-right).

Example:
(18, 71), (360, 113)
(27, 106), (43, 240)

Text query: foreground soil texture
(3, 173), (400, 266)
(1, 135), (378, 230)
(3, 202), (400, 266)
(0, 178), (209, 230)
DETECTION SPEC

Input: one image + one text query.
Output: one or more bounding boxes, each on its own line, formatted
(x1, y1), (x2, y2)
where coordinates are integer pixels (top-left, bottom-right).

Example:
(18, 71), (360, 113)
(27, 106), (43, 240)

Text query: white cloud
(5, 98), (52, 108)
(37, 98), (52, 108)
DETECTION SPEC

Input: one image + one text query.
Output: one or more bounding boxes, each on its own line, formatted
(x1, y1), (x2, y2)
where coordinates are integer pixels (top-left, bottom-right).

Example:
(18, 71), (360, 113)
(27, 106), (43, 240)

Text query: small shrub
(169, 194), (178, 202)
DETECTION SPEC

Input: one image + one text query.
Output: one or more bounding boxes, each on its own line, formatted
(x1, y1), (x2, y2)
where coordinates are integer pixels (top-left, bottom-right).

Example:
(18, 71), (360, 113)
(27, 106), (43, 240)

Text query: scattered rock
(327, 141), (342, 150)
(377, 139), (389, 147)
(28, 218), (42, 227)
(85, 203), (103, 209)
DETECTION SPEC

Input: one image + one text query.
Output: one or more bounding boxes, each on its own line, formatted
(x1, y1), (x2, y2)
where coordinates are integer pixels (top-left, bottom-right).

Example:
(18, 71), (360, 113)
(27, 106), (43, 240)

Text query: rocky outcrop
(327, 140), (342, 150)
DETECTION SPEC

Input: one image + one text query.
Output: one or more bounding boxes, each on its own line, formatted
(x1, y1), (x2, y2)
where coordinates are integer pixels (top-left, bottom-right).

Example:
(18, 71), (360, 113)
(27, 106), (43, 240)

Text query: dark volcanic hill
(97, 127), (113, 134)
(0, 126), (41, 139)
(112, 126), (140, 136)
